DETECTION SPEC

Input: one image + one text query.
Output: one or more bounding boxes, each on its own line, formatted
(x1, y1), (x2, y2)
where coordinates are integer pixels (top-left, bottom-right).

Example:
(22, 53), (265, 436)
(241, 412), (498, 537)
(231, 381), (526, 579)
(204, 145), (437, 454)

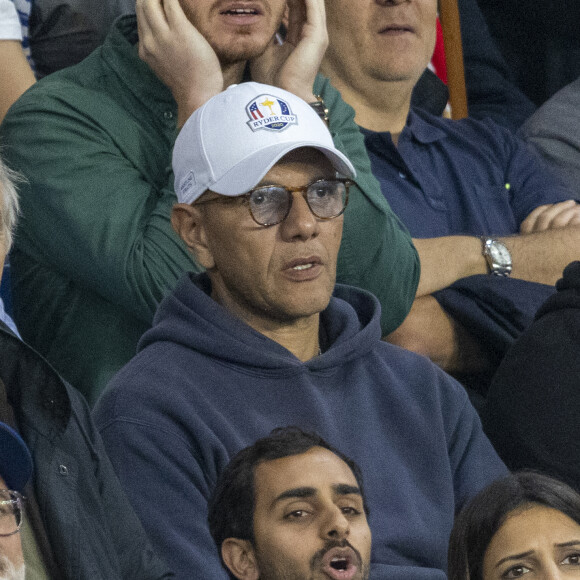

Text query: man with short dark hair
(94, 82), (505, 580)
(208, 427), (371, 580)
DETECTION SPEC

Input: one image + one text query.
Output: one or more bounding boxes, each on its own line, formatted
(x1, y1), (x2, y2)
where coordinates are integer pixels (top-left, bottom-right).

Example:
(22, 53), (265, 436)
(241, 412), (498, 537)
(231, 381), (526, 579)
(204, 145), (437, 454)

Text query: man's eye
(251, 191), (267, 205)
(503, 565), (531, 578)
(285, 510), (310, 519)
(341, 506), (361, 516)
(311, 186), (332, 199)
(562, 553), (580, 565)
(251, 187), (286, 205)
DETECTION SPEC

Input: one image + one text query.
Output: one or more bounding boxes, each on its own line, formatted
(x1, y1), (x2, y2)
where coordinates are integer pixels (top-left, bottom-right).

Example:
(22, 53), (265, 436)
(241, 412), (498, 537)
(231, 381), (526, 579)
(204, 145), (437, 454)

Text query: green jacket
(1, 15), (418, 404)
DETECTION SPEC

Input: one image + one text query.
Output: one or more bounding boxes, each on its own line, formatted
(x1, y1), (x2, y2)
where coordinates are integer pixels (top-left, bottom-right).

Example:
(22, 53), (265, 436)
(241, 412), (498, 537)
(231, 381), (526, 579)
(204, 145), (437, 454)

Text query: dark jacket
(0, 323), (173, 579)
(412, 0), (536, 130)
(483, 261), (580, 491)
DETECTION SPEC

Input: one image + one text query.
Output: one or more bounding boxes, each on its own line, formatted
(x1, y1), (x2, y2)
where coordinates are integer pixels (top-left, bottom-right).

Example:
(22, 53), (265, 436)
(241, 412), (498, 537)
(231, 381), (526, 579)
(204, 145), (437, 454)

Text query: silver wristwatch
(481, 237), (512, 277)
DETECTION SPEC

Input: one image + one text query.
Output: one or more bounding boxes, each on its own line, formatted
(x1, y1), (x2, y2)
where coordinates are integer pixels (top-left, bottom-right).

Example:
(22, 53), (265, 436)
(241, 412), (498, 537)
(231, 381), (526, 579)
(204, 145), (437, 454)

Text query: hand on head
(136, 0), (329, 128)
(136, 0), (224, 127)
(250, 0), (329, 103)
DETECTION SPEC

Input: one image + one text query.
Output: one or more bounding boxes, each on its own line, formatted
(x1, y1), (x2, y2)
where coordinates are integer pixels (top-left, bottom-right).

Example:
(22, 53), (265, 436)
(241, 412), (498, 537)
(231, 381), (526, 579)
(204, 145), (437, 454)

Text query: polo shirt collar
(405, 108), (447, 144)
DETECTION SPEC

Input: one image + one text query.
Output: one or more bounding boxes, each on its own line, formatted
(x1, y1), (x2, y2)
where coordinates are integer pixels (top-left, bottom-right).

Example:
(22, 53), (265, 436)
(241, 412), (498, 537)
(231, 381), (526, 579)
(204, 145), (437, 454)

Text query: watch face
(489, 242), (511, 266)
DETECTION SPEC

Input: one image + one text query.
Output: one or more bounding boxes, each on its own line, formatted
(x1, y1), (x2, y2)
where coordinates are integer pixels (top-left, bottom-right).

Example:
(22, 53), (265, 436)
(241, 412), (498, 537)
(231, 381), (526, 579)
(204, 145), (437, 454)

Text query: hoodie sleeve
(314, 75), (420, 335)
(443, 381), (508, 513)
(95, 413), (229, 580)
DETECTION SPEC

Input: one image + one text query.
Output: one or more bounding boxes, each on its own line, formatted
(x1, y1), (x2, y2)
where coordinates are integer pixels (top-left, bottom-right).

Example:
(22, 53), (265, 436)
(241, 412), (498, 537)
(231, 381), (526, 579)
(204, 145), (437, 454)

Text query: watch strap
(309, 95), (329, 125)
(481, 237), (512, 277)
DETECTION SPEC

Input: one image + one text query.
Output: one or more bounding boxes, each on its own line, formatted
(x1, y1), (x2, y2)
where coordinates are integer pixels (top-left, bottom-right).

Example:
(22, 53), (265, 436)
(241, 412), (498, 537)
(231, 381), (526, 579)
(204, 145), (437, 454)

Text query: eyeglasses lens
(0, 491), (22, 537)
(306, 180), (347, 218)
(249, 186), (290, 226)
(248, 180), (347, 226)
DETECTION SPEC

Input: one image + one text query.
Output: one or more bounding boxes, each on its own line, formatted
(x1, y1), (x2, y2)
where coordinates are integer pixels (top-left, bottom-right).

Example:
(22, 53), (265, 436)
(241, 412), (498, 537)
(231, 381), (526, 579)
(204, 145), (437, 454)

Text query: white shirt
(0, 0), (33, 66)
(0, 0), (21, 40)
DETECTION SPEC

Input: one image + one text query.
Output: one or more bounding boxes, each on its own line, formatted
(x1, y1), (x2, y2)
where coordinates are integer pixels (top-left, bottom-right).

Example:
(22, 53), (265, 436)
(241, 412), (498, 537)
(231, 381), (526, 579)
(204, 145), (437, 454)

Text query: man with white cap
(0, 0), (418, 405)
(94, 82), (506, 580)
(0, 422), (31, 580)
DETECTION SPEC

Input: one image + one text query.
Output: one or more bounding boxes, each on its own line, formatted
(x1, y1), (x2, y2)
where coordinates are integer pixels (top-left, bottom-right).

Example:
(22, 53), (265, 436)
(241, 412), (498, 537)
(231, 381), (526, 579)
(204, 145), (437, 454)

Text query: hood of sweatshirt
(138, 273), (383, 373)
(535, 260), (580, 321)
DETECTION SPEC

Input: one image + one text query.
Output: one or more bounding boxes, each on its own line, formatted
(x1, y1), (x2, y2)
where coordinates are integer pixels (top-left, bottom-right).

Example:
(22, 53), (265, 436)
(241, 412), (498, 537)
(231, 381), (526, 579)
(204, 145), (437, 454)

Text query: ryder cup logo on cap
(246, 94), (298, 132)
(173, 82), (356, 205)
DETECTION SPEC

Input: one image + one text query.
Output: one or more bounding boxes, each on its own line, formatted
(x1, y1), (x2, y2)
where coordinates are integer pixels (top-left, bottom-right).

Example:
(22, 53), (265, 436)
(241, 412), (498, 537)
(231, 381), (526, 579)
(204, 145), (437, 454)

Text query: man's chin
(212, 28), (280, 67)
(215, 33), (274, 66)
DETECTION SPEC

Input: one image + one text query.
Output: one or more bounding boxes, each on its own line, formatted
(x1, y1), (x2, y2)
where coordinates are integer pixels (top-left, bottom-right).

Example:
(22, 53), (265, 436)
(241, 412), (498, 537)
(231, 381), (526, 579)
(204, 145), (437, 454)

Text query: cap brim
(0, 423), (32, 492)
(208, 141), (357, 196)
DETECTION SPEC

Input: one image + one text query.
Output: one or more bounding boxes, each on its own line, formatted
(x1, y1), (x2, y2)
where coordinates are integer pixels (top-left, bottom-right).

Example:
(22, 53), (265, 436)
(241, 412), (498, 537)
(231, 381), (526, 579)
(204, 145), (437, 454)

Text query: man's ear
(221, 538), (260, 580)
(171, 203), (215, 269)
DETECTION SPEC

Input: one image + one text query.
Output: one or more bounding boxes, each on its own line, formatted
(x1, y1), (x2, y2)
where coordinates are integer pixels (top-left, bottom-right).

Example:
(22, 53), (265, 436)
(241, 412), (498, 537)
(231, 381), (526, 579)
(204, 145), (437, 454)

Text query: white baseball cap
(173, 82), (356, 204)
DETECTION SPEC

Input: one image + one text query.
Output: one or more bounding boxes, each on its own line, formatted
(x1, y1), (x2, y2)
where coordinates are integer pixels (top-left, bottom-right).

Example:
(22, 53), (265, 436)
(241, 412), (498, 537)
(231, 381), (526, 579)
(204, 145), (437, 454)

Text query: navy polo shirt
(362, 109), (572, 238)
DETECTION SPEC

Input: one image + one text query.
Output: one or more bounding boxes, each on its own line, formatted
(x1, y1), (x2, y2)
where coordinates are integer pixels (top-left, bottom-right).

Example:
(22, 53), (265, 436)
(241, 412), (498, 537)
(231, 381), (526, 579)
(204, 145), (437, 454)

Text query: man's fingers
(521, 200), (578, 233)
(285, 0), (307, 46)
(533, 200), (577, 231)
(136, 0), (172, 64)
(137, 0), (169, 34)
(547, 205), (580, 229)
(163, 0), (190, 31)
(520, 203), (548, 233)
(304, 0), (327, 29)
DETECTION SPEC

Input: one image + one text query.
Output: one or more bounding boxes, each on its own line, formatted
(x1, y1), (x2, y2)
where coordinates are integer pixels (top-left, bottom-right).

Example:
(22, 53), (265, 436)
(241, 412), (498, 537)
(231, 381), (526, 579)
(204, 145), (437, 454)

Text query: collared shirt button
(59, 465), (69, 476)
(163, 110), (174, 120)
(398, 171), (407, 179)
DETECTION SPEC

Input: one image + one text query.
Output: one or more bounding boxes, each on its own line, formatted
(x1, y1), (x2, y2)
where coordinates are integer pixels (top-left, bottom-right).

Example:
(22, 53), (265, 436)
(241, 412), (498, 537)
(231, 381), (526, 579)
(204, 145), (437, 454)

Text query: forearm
(415, 225), (580, 296)
(413, 236), (485, 296)
(0, 41), (35, 121)
(500, 226), (580, 285)
(385, 295), (493, 374)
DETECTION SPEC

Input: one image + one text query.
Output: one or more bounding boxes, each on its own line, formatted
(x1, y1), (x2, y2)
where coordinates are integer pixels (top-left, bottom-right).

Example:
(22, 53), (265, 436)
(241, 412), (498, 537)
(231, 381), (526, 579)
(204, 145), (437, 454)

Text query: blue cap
(0, 422), (32, 492)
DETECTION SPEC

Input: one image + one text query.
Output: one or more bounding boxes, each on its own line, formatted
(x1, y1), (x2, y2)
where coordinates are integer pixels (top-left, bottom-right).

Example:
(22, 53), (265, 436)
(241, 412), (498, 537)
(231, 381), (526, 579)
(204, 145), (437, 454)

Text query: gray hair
(0, 154), (20, 251)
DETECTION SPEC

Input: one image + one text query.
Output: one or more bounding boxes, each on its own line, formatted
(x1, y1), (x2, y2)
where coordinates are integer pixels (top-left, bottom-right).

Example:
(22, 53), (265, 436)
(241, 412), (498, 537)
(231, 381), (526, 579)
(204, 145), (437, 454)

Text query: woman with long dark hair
(448, 471), (580, 580)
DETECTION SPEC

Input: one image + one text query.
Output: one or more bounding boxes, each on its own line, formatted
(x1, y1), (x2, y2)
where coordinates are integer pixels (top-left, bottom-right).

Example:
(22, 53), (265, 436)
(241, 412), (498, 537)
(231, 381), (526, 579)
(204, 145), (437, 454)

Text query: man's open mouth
(219, 2), (263, 16)
(221, 8), (259, 14)
(330, 555), (350, 571)
(321, 546), (360, 579)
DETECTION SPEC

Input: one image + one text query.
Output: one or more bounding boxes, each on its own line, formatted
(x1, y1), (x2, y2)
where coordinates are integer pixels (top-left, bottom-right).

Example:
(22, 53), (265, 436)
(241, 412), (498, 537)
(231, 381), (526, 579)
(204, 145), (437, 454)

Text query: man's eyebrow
(272, 487), (317, 506)
(334, 483), (362, 497)
(272, 483), (362, 507)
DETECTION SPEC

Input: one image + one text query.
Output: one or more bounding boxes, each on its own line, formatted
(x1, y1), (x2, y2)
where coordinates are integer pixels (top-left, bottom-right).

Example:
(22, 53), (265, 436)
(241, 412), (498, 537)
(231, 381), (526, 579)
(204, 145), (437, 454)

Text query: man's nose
(320, 506), (350, 540)
(280, 192), (319, 241)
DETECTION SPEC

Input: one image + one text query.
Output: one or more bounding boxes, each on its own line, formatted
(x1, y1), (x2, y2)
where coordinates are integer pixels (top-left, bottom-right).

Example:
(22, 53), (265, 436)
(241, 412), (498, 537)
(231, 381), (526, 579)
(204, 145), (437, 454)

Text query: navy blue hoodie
(94, 273), (505, 579)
